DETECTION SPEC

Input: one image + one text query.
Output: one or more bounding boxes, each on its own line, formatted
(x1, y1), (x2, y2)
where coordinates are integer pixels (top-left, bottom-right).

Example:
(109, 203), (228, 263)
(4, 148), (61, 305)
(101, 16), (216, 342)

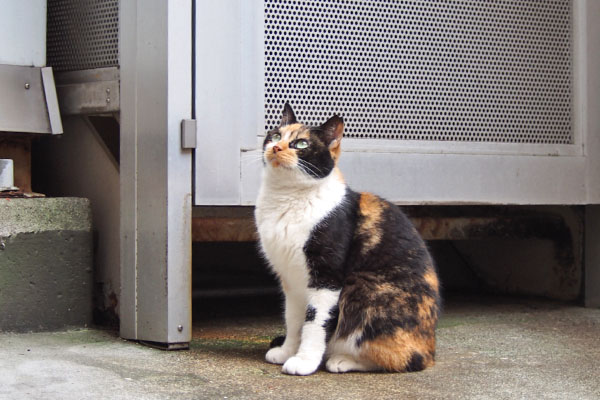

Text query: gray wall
(34, 116), (120, 325)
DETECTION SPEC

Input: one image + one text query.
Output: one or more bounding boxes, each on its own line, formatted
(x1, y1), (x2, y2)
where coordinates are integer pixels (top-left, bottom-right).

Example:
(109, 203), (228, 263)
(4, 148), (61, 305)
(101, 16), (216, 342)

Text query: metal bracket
(54, 67), (120, 116)
(41, 67), (63, 134)
(181, 119), (197, 149)
(0, 64), (63, 134)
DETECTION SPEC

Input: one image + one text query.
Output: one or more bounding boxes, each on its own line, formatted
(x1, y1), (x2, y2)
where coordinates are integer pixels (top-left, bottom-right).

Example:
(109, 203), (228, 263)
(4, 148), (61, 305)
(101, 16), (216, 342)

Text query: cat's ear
(281, 103), (297, 126)
(319, 115), (344, 150)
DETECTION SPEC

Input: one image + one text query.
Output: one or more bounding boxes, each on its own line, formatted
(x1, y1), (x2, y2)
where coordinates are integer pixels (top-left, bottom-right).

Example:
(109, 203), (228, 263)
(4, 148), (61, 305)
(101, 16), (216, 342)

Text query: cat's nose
(272, 145), (282, 153)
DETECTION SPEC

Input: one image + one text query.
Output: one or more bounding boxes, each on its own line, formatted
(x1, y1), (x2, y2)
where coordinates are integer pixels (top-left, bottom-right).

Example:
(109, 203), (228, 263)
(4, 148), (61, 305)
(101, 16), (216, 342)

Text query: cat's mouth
(265, 151), (297, 170)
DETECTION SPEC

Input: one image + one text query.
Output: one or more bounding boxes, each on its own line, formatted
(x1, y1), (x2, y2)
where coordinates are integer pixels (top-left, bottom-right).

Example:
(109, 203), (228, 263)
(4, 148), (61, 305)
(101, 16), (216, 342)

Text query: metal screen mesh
(47, 0), (119, 72)
(264, 0), (572, 144)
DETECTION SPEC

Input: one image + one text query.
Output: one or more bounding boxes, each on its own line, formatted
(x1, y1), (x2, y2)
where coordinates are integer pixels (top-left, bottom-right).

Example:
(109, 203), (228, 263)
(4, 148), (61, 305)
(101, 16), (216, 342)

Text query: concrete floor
(1, 295), (599, 400)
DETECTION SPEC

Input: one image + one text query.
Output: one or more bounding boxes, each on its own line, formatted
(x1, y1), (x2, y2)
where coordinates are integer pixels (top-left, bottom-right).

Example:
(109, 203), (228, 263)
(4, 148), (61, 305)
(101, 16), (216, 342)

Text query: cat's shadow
(190, 338), (271, 363)
(190, 341), (388, 376)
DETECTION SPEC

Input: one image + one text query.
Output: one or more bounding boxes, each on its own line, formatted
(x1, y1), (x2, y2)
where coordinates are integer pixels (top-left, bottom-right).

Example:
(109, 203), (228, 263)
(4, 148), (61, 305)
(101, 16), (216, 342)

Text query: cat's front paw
(282, 356), (320, 376)
(265, 346), (294, 365)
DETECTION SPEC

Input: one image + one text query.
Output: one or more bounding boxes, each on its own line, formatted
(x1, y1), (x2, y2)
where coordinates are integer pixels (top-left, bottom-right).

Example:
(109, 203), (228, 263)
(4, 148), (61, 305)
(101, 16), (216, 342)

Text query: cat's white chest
(257, 204), (313, 279)
(255, 171), (346, 289)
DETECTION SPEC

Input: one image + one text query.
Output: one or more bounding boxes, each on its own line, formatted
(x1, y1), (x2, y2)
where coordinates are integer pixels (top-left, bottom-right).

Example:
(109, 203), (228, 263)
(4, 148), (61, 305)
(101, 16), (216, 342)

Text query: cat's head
(262, 103), (343, 179)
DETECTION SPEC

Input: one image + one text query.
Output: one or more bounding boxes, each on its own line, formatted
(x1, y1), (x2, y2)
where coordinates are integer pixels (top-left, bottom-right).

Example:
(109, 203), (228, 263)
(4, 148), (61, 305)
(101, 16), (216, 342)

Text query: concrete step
(0, 197), (92, 332)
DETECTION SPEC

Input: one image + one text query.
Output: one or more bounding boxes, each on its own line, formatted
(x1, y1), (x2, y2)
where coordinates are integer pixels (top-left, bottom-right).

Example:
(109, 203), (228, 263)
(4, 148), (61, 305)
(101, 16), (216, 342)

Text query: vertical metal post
(120, 0), (193, 346)
(583, 0), (600, 307)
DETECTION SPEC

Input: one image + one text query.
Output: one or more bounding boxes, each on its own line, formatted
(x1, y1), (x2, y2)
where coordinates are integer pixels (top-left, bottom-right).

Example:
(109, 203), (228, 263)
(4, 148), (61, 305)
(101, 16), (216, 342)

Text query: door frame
(119, 0), (193, 347)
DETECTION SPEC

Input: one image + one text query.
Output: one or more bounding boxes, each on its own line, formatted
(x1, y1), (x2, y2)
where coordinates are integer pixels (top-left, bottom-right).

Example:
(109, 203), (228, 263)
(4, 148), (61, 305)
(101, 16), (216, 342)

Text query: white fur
(282, 288), (340, 375)
(327, 330), (363, 359)
(255, 157), (347, 375)
(325, 354), (380, 373)
(326, 331), (381, 373)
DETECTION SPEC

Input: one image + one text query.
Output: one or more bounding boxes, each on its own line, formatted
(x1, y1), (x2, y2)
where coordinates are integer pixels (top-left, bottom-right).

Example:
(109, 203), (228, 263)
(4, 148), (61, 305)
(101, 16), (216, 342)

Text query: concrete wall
(0, 198), (93, 331)
(33, 116), (120, 325)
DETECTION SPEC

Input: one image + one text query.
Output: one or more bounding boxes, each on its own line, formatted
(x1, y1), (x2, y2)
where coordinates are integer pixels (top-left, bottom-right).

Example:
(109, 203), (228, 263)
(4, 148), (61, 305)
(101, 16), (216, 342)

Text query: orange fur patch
(423, 268), (439, 293)
(357, 193), (386, 254)
(294, 130), (310, 141)
(329, 141), (342, 162)
(327, 118), (344, 162)
(278, 123), (303, 138)
(417, 295), (437, 328)
(363, 329), (435, 372)
(419, 268), (440, 329)
(265, 140), (298, 169)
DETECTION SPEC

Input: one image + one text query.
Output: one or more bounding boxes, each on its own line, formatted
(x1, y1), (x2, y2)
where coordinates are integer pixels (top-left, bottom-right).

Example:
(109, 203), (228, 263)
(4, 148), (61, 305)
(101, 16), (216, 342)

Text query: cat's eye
(270, 133), (281, 143)
(294, 139), (309, 149)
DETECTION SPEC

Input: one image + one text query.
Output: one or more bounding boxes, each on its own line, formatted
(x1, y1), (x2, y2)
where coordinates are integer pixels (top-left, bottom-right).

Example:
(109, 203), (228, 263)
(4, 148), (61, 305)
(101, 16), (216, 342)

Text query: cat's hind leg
(325, 354), (380, 373)
(325, 336), (381, 373)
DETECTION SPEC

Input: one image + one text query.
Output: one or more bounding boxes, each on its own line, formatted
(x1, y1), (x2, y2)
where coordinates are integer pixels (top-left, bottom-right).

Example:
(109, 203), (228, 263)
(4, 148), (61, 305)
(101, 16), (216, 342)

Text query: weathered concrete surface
(0, 296), (598, 399)
(0, 198), (93, 332)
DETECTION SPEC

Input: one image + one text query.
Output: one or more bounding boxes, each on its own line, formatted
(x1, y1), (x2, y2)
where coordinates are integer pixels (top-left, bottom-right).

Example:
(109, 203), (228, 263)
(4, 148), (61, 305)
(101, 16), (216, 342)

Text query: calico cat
(255, 104), (440, 375)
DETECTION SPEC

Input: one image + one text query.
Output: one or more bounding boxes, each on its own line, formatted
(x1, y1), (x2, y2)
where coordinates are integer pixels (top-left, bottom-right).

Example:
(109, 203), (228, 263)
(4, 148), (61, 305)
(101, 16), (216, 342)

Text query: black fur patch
(405, 352), (425, 372)
(303, 189), (360, 289)
(305, 305), (316, 322)
(357, 316), (419, 347)
(269, 336), (285, 349)
(322, 304), (340, 343)
(295, 130), (335, 179)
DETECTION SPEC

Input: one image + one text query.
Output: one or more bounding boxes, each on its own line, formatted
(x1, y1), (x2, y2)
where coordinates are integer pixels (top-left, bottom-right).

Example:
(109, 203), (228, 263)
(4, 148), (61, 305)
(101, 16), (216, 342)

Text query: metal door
(194, 0), (600, 206)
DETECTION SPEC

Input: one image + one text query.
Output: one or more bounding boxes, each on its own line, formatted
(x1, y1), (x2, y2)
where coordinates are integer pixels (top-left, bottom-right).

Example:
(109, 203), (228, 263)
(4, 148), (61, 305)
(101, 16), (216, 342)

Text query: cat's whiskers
(241, 150), (327, 179)
(298, 158), (324, 174)
(295, 162), (311, 176)
(297, 158), (325, 177)
(241, 154), (268, 167)
(241, 153), (266, 161)
(242, 158), (265, 166)
(271, 152), (300, 170)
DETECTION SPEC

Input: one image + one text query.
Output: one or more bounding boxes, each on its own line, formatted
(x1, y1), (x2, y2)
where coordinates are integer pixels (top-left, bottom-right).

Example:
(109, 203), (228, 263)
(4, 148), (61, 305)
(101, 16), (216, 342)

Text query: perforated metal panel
(47, 0), (119, 72)
(264, 0), (573, 144)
